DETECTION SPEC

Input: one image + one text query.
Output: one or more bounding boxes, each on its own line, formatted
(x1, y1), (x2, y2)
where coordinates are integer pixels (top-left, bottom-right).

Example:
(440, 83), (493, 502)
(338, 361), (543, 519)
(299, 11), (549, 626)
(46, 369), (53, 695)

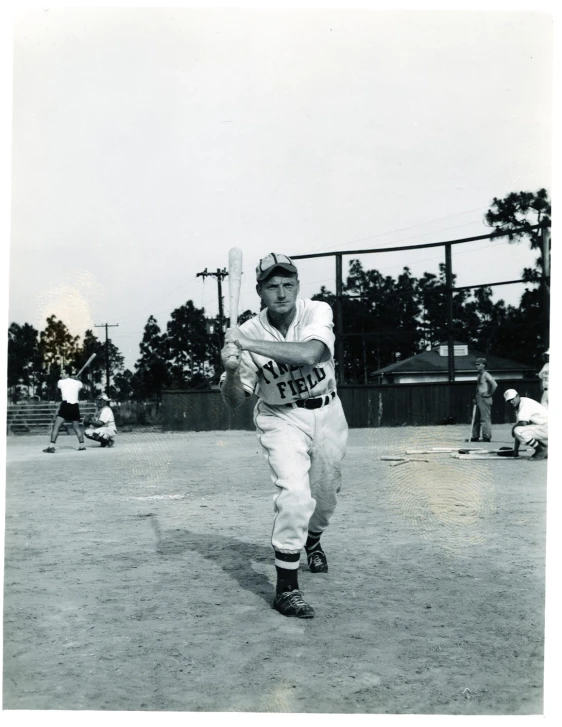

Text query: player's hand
(225, 327), (243, 344)
(221, 341), (242, 371)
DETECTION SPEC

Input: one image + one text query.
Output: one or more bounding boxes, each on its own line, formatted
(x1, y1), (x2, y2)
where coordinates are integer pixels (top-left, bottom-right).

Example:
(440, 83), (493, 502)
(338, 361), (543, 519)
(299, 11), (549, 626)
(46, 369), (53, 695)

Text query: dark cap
(475, 358), (487, 365)
(256, 253), (298, 282)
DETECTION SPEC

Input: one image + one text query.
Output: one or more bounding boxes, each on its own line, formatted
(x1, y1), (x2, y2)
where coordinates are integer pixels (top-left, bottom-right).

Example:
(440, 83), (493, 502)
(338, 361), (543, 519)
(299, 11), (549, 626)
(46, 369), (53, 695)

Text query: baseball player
(43, 365), (86, 453)
(504, 388), (548, 460)
(470, 357), (497, 442)
(220, 253), (349, 619)
(83, 394), (117, 447)
(538, 349), (549, 408)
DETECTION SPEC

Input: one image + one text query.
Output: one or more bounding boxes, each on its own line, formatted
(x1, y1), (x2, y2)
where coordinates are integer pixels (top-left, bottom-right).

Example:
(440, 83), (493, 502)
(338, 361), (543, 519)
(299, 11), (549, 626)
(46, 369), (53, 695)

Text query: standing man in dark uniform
(471, 357), (497, 442)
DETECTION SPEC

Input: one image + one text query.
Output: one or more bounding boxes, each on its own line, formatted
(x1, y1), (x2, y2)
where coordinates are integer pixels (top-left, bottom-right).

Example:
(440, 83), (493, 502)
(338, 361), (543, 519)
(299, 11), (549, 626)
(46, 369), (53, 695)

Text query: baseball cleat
(530, 447), (548, 460)
(43, 446), (55, 454)
(272, 589), (315, 618)
(307, 547), (328, 573)
(107, 439), (115, 448)
(78, 445), (86, 451)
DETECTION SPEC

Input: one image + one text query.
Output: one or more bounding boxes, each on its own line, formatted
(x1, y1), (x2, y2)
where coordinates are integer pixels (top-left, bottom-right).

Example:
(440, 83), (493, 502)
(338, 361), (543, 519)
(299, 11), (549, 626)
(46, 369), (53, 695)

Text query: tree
(7, 323), (41, 401)
(38, 316), (81, 399)
(74, 329), (106, 397)
(133, 315), (171, 399)
(484, 188), (551, 355)
(484, 188), (551, 271)
(165, 301), (214, 388)
(113, 369), (135, 400)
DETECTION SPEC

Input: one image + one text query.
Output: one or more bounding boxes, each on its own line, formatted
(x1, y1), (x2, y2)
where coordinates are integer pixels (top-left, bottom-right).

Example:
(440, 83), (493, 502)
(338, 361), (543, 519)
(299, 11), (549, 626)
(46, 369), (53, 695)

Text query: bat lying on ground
(406, 447), (526, 455)
(451, 450), (523, 460)
(381, 456), (430, 463)
(76, 353), (96, 377)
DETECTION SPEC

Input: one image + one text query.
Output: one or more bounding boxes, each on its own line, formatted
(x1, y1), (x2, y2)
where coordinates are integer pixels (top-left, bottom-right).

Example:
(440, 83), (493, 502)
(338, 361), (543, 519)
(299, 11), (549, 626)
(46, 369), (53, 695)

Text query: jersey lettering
(262, 360), (279, 381)
(286, 379), (298, 396)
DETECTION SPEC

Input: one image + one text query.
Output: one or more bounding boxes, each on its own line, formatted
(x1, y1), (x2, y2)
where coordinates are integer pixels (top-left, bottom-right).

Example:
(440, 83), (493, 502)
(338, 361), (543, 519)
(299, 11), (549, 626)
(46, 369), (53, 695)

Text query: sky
(3, 3), (553, 371)
(0, 4), (560, 727)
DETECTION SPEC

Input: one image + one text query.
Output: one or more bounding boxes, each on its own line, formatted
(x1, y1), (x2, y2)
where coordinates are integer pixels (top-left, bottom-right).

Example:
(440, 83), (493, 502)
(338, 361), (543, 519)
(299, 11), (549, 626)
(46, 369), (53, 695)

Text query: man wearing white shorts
(220, 253), (349, 619)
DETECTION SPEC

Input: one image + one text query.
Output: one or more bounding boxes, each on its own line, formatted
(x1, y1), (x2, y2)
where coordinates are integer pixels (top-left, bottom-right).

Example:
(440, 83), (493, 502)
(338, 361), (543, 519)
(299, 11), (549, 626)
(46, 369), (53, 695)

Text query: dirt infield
(3, 425), (547, 714)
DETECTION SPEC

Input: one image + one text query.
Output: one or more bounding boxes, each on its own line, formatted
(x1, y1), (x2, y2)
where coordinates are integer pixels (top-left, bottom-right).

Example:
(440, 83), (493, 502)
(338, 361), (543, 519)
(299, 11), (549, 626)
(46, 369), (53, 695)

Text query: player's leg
(480, 397), (492, 441)
(70, 420), (86, 449)
(513, 423), (548, 459)
(306, 398), (349, 572)
(44, 415), (65, 452)
(84, 427), (101, 442)
(96, 427), (115, 447)
(255, 405), (316, 618)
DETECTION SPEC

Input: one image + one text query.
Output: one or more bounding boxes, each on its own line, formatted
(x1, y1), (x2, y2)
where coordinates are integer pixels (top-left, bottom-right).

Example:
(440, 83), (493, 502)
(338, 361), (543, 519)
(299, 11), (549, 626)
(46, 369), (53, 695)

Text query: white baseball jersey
(234, 298), (337, 405)
(516, 397), (548, 426)
(538, 363), (549, 390)
(58, 378), (83, 404)
(98, 405), (117, 433)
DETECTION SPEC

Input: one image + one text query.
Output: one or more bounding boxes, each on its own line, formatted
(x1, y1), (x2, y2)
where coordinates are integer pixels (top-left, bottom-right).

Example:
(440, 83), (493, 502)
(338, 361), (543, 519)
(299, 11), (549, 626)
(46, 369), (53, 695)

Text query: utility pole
(94, 323), (119, 393)
(444, 243), (455, 383)
(196, 268), (229, 349)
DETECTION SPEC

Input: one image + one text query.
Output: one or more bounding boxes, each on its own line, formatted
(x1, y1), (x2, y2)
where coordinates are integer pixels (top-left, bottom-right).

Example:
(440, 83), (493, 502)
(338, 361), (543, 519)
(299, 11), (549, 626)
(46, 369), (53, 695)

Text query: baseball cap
(256, 253), (298, 282)
(98, 394), (110, 401)
(475, 357), (487, 365)
(503, 389), (518, 402)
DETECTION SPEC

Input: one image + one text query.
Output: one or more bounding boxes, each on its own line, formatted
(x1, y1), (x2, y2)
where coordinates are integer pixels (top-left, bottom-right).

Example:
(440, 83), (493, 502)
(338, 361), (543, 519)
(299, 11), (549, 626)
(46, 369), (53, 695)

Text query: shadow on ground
(142, 512), (274, 606)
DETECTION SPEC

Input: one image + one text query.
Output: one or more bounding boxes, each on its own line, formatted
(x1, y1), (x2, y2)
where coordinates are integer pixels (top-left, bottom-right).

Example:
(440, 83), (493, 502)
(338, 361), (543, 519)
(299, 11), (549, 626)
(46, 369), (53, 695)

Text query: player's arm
(227, 329), (327, 367)
(486, 372), (498, 395)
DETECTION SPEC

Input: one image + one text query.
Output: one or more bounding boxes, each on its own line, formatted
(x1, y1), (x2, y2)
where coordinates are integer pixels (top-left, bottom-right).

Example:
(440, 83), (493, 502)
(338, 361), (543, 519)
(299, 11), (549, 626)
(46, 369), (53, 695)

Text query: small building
(373, 342), (533, 384)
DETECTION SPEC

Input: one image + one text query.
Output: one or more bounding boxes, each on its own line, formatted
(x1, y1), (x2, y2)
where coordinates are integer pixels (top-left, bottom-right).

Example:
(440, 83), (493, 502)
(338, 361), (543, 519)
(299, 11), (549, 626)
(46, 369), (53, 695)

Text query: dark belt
(286, 391), (335, 409)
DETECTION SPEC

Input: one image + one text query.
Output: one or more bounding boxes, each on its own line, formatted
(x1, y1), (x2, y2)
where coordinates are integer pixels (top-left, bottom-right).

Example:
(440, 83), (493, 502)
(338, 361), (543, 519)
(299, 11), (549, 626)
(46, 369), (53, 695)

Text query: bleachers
(7, 402), (98, 434)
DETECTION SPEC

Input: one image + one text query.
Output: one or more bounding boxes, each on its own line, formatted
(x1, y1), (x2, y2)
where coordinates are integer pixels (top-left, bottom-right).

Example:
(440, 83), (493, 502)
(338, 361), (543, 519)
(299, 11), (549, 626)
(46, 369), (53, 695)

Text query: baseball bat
(76, 353), (96, 377)
(227, 247), (243, 364)
(465, 403), (477, 442)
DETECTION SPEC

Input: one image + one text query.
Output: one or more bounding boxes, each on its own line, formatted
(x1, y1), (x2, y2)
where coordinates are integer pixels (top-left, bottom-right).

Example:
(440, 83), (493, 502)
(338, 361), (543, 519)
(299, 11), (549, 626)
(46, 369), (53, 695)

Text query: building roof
(373, 344), (532, 376)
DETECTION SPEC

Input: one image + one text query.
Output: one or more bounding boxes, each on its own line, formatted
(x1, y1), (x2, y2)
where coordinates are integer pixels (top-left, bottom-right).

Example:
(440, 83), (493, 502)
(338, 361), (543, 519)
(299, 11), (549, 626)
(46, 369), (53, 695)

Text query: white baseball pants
(84, 426), (116, 440)
(513, 423), (548, 447)
(254, 396), (348, 554)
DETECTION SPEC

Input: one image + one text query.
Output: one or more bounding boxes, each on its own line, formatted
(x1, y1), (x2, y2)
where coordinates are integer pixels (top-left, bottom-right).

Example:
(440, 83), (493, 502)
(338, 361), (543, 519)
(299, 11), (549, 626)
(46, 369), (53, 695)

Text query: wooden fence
(161, 379), (542, 431)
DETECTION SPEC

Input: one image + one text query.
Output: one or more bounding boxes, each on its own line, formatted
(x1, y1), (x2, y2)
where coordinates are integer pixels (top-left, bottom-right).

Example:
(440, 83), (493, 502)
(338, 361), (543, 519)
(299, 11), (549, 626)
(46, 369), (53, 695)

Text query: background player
(471, 357), (497, 442)
(43, 365), (86, 453)
(538, 349), (549, 408)
(504, 388), (548, 460)
(220, 253), (349, 619)
(83, 394), (117, 447)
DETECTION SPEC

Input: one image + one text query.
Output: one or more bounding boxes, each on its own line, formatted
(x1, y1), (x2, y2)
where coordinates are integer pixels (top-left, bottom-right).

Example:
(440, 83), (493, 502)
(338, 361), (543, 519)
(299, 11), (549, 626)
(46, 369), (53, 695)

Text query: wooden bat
(227, 247), (243, 365)
(381, 456), (429, 462)
(76, 353), (96, 377)
(465, 403), (477, 442)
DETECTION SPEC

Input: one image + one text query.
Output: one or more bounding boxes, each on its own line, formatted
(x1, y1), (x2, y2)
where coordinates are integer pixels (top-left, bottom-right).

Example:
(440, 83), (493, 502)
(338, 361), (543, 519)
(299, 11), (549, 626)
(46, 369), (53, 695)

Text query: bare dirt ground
(3, 425), (547, 714)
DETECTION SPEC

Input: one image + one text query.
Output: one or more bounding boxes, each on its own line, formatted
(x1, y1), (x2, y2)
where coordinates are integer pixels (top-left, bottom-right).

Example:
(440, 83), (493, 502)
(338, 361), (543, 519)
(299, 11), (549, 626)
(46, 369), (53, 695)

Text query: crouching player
(83, 394), (117, 448)
(503, 389), (548, 460)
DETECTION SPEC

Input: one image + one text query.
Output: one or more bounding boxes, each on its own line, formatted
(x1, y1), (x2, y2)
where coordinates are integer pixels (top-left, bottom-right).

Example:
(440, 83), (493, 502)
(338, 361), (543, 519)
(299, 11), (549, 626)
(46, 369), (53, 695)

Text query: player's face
(509, 395), (520, 408)
(258, 275), (299, 314)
